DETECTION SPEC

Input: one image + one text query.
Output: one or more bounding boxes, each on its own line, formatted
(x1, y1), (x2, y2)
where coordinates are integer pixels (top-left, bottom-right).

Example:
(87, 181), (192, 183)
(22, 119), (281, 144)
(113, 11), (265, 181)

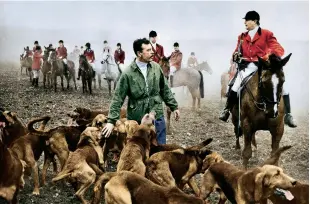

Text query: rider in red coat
(77, 42), (95, 80)
(149, 30), (165, 63)
(219, 10), (297, 128)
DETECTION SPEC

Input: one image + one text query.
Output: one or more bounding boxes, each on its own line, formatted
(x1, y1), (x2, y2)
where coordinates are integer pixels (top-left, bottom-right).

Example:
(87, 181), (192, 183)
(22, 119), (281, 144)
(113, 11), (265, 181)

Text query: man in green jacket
(101, 38), (180, 144)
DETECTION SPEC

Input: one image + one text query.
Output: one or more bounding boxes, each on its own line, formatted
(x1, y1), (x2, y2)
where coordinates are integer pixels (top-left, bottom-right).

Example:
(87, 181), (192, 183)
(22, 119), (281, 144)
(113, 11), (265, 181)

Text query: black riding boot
(32, 78), (35, 86)
(283, 94), (297, 128)
(219, 91), (238, 122)
(170, 75), (174, 87)
(35, 78), (39, 87)
(64, 63), (68, 76)
(77, 68), (81, 80)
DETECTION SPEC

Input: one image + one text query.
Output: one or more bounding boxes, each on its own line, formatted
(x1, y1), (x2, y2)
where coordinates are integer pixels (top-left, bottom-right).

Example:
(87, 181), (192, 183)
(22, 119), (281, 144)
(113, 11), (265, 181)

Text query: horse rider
(32, 41), (42, 53)
(101, 38), (180, 145)
(77, 42), (95, 80)
(56, 40), (69, 76)
(219, 10), (297, 128)
(167, 42), (183, 87)
(114, 43), (125, 72)
(23, 46), (33, 59)
(73, 45), (80, 55)
(187, 52), (198, 68)
(32, 45), (43, 87)
(102, 40), (114, 65)
(149, 30), (165, 63)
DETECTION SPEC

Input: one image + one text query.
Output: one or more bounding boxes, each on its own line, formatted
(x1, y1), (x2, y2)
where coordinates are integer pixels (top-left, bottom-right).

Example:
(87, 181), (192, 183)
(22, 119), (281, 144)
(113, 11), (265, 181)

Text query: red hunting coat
(32, 46), (42, 54)
(151, 44), (164, 63)
(169, 51), (183, 70)
(32, 51), (43, 70)
(57, 46), (68, 59)
(84, 49), (95, 63)
(114, 49), (125, 64)
(234, 27), (284, 62)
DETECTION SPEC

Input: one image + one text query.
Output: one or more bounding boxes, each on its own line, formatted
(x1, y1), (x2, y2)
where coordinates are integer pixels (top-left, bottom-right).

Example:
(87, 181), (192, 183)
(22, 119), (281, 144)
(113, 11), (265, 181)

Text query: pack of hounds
(0, 107), (308, 204)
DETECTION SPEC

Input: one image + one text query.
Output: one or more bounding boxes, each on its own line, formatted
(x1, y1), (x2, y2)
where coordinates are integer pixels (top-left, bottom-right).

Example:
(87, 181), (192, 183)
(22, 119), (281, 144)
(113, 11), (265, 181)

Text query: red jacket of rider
(233, 27), (284, 62)
(84, 49), (95, 63)
(114, 49), (125, 64)
(56, 46), (68, 59)
(151, 43), (164, 63)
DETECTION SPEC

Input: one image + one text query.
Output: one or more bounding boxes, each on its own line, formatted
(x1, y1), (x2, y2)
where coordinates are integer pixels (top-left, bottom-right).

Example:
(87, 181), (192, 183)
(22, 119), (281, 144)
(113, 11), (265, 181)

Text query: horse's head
(79, 54), (87, 66)
(20, 54), (23, 60)
(43, 47), (50, 61)
(47, 49), (56, 63)
(258, 53), (292, 118)
(197, 61), (213, 74)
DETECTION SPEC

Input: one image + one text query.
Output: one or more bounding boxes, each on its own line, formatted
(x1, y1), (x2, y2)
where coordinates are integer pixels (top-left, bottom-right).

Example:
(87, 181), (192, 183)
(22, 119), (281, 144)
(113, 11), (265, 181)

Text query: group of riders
(21, 10), (297, 128)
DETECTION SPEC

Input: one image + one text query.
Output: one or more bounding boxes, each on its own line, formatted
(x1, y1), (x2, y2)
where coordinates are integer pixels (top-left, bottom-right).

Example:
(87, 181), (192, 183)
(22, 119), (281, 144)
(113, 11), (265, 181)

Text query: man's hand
(232, 52), (241, 63)
(101, 123), (115, 138)
(173, 109), (180, 121)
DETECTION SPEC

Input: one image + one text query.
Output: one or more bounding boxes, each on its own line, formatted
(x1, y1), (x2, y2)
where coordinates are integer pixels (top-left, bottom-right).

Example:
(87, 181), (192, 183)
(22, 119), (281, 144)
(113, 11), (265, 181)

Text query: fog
(0, 1), (308, 116)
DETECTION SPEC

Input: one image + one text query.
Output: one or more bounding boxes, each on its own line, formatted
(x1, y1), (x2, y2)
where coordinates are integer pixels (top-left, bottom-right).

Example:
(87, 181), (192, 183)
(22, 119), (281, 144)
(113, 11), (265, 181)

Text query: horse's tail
(198, 70), (204, 98)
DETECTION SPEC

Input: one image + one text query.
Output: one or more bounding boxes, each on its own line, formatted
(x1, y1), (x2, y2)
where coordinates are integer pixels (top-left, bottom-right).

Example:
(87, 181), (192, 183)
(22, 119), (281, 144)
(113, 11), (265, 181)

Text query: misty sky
(0, 1), (309, 113)
(0, 1), (308, 41)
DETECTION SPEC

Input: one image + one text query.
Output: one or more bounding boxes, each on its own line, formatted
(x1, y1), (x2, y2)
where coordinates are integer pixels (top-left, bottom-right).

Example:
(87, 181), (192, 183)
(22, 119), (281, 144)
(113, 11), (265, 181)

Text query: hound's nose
(292, 180), (297, 186)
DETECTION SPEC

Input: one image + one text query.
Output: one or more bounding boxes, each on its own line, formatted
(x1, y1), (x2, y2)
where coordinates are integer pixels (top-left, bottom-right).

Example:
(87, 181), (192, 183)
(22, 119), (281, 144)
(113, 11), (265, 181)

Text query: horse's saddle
(228, 70), (257, 95)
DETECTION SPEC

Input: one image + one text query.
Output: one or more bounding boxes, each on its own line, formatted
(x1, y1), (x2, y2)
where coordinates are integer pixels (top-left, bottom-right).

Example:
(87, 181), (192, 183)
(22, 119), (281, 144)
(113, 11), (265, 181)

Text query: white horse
(100, 53), (121, 96)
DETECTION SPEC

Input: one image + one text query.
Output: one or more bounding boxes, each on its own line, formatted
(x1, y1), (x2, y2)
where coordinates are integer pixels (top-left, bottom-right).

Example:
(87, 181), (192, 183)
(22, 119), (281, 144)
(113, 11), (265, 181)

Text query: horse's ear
(281, 53), (292, 67)
(44, 46), (47, 49)
(258, 56), (269, 68)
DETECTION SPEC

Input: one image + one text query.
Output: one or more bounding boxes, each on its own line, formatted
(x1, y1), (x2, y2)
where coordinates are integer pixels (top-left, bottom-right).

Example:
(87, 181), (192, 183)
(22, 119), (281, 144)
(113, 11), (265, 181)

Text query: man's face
(34, 43), (38, 46)
(117, 46), (121, 50)
(174, 46), (179, 51)
(244, 19), (257, 31)
(150, 37), (156, 44)
(138, 43), (154, 62)
(59, 43), (63, 47)
(104, 43), (108, 47)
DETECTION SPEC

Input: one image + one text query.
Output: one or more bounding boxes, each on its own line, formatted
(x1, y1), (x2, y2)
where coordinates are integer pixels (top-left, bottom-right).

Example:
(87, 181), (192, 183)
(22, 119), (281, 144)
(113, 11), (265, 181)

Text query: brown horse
(79, 55), (94, 94)
(231, 53), (292, 169)
(48, 49), (77, 92)
(221, 72), (229, 101)
(42, 47), (52, 88)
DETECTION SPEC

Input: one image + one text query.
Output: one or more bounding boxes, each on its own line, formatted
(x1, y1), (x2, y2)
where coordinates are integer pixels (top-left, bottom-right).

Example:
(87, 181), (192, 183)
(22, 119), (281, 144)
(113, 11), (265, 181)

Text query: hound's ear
(254, 172), (266, 201)
(150, 129), (158, 146)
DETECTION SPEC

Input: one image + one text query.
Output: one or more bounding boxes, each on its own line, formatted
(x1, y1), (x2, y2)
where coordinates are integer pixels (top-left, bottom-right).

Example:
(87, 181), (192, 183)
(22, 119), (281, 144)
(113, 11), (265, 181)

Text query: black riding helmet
(59, 40), (64, 43)
(85, 42), (91, 48)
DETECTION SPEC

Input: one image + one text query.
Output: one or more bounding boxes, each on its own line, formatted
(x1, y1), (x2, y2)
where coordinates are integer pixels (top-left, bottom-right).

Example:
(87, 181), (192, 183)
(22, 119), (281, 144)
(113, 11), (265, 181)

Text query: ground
(0, 61), (308, 204)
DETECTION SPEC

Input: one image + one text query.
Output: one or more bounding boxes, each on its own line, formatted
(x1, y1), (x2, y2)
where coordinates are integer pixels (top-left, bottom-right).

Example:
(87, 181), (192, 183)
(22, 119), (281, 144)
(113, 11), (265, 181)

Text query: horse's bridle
(242, 69), (281, 112)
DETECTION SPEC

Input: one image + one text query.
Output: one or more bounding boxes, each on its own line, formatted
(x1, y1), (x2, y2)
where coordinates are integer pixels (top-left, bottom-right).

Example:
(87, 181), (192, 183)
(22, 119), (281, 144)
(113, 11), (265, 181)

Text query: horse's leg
(61, 75), (64, 91)
(98, 74), (102, 89)
(54, 75), (57, 92)
(93, 75), (97, 89)
(270, 123), (284, 162)
(43, 74), (46, 89)
(88, 78), (92, 95)
(66, 75), (70, 90)
(113, 80), (117, 90)
(241, 119), (253, 170)
(188, 87), (196, 110)
(72, 71), (77, 90)
(108, 80), (112, 96)
(166, 107), (172, 135)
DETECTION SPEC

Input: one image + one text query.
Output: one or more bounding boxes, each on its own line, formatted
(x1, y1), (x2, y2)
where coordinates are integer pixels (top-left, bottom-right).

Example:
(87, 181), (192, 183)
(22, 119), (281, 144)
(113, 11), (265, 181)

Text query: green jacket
(107, 59), (178, 125)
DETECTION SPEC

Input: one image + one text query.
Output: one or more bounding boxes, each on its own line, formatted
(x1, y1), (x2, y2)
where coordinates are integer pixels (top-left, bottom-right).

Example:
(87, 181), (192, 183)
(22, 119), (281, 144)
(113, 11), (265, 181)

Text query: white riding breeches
(32, 70), (40, 79)
(62, 58), (67, 64)
(170, 66), (176, 76)
(118, 63), (125, 72)
(230, 62), (289, 95)
(231, 62), (258, 92)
